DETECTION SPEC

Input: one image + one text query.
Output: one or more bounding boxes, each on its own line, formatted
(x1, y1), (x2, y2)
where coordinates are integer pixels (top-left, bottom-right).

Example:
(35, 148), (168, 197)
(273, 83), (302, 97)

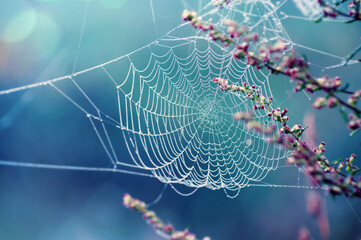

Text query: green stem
(345, 42), (361, 65)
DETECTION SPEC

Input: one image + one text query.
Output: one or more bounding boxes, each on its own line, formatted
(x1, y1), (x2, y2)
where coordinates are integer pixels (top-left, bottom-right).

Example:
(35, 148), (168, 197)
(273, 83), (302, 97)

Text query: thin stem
(345, 42), (361, 65)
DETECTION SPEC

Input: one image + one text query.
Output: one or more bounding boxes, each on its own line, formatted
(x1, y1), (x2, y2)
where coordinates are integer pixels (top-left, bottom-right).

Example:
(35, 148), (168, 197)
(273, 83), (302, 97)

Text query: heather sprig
(211, 0), (361, 63)
(234, 111), (361, 198)
(123, 193), (211, 240)
(183, 11), (361, 186)
(214, 75), (302, 140)
(213, 0), (231, 8)
(315, 0), (361, 65)
(182, 10), (361, 132)
(214, 0), (361, 22)
(317, 0), (361, 22)
(181, 9), (361, 197)
(213, 77), (273, 110)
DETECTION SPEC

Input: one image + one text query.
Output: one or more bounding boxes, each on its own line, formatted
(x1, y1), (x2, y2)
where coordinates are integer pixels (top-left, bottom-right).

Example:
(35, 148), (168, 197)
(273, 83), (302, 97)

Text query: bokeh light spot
(2, 9), (37, 43)
(30, 13), (60, 59)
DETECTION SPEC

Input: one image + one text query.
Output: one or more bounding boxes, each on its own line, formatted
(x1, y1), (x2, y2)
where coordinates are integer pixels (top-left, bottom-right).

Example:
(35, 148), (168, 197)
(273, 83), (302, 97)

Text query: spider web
(0, 0), (358, 198)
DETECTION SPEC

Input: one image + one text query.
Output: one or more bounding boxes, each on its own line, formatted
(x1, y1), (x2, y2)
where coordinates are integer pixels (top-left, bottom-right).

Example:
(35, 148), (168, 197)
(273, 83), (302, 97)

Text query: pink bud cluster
(323, 6), (338, 18)
(281, 123), (305, 139)
(229, 89), (302, 139)
(213, 0), (231, 9)
(181, 10), (214, 32)
(213, 77), (291, 136)
(312, 95), (361, 131)
(287, 141), (361, 197)
(234, 112), (361, 198)
(315, 76), (341, 92)
(233, 111), (253, 121)
(348, 114), (361, 130)
(183, 7), (361, 199)
(312, 96), (340, 109)
(348, 1), (361, 18)
(182, 10), (361, 133)
(269, 108), (289, 123)
(183, 12), (291, 73)
(223, 19), (249, 39)
(318, 0), (361, 20)
(212, 77), (243, 92)
(123, 193), (146, 212)
(235, 112), (276, 134)
(246, 121), (276, 134)
(294, 75), (341, 93)
(348, 89), (361, 107)
(181, 9), (197, 22)
(212, 77), (273, 111)
(123, 193), (210, 240)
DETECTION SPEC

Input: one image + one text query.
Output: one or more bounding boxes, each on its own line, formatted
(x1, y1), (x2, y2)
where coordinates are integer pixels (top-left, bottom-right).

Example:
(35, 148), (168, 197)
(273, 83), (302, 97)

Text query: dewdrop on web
(1, 2), (361, 239)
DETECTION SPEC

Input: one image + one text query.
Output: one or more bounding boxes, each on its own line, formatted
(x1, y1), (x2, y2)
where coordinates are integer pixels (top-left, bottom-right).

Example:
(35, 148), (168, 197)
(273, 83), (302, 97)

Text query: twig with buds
(234, 111), (361, 198)
(317, 0), (361, 22)
(182, 9), (361, 198)
(123, 193), (211, 240)
(182, 9), (361, 132)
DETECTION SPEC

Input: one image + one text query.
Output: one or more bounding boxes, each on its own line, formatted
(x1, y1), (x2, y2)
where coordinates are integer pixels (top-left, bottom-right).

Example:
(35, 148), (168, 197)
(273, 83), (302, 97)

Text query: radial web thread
(0, 0), (357, 197)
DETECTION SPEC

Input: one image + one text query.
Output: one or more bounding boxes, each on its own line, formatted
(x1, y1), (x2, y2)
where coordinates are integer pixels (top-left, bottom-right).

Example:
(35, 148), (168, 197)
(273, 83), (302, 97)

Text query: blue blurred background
(0, 0), (361, 239)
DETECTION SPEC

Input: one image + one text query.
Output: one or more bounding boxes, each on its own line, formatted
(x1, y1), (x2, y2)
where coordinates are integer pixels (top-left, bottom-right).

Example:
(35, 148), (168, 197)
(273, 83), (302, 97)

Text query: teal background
(0, 0), (361, 239)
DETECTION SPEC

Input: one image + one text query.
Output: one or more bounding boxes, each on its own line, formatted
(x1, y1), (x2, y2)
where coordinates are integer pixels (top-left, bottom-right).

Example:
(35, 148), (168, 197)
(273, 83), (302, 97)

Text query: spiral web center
(0, 0), (357, 197)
